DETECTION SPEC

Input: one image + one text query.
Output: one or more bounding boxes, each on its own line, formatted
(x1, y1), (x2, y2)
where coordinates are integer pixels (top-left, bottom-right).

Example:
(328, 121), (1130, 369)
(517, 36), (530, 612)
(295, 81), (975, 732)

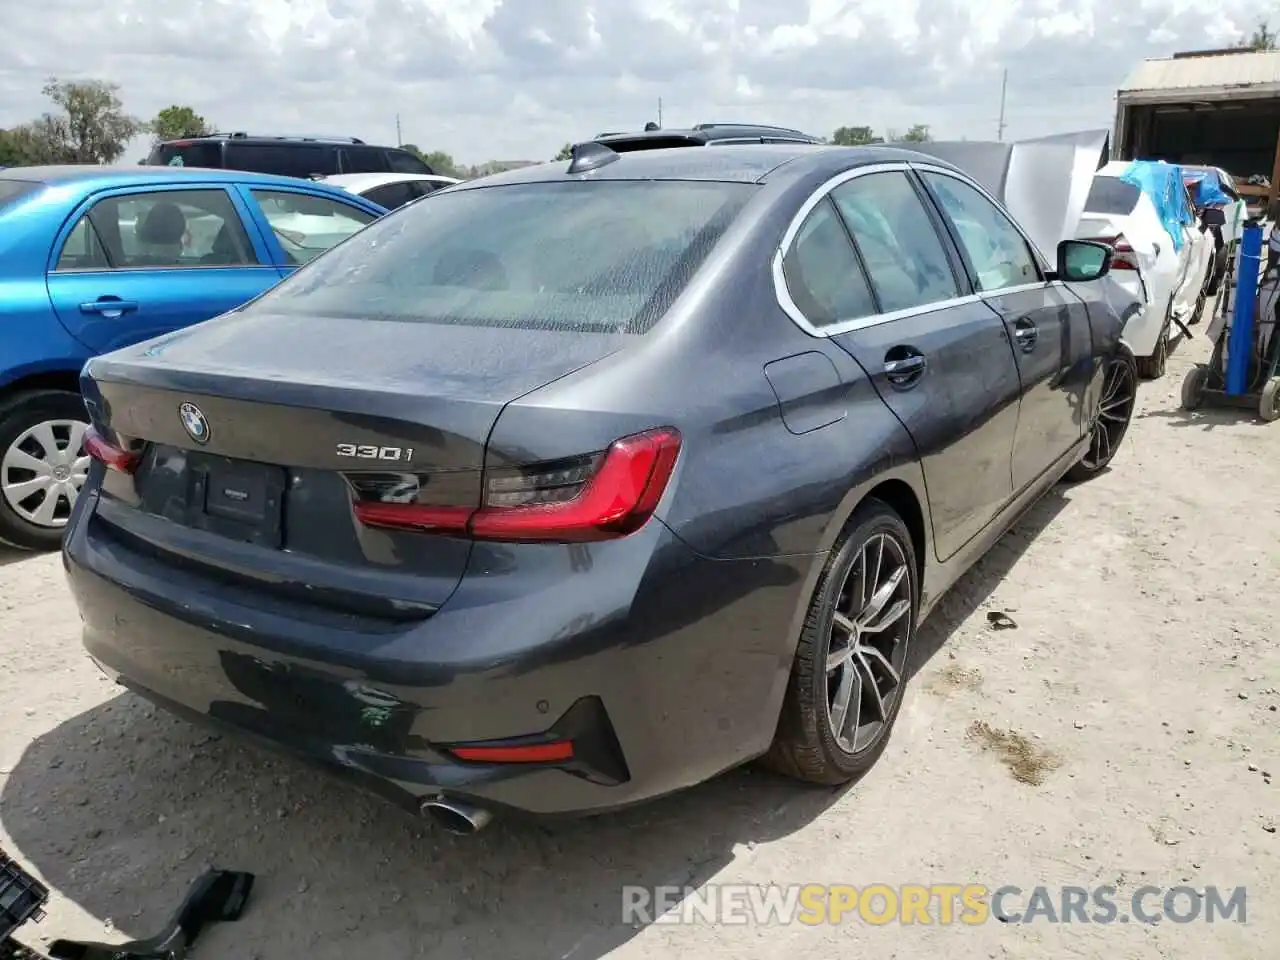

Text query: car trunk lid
(83, 310), (627, 615)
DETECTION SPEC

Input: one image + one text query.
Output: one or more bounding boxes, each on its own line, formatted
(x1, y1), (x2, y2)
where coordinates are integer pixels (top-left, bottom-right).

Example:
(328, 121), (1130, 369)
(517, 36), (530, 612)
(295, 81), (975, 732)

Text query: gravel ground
(1, 330), (1276, 959)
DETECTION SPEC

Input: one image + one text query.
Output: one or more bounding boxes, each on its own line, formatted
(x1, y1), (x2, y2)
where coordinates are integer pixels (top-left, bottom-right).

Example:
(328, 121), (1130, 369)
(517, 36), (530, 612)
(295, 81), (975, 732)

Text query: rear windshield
(241, 180), (757, 334)
(1084, 176), (1141, 216)
(0, 179), (40, 210)
(147, 141), (223, 168)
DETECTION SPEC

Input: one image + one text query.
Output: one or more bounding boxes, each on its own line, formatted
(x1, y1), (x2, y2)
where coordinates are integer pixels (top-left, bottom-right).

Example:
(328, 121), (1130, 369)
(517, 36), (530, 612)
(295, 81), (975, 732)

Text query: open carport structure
(1114, 47), (1280, 209)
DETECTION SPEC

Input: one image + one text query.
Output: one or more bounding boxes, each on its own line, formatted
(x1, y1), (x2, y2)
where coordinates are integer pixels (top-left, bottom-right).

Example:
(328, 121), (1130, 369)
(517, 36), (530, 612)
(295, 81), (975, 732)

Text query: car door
(785, 167), (1022, 562)
(239, 186), (380, 271)
(917, 168), (1092, 493)
(44, 184), (281, 354)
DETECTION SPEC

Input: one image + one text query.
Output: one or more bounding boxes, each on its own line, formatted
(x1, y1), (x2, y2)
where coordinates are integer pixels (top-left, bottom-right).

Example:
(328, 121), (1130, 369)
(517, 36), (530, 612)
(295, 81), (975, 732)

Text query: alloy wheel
(1, 419), (92, 529)
(825, 532), (913, 754)
(1081, 357), (1136, 471)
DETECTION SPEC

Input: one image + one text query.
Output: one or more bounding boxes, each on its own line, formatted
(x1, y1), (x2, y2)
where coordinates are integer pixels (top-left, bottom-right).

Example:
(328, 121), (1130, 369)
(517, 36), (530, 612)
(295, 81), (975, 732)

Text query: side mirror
(1057, 239), (1112, 282)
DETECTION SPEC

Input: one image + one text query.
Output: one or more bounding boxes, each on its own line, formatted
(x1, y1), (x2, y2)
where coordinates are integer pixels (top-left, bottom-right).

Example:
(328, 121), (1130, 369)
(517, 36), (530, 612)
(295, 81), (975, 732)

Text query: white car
(1075, 161), (1214, 379)
(321, 172), (461, 211)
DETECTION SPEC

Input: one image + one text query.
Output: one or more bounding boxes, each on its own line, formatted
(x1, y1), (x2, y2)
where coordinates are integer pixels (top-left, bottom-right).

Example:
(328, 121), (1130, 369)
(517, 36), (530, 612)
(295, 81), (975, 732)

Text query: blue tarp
(1120, 160), (1195, 251)
(1183, 168), (1234, 208)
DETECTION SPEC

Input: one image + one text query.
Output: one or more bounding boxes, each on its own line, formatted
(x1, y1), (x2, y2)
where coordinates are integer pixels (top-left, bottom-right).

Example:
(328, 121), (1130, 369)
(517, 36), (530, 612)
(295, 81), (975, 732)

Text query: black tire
(0, 389), (91, 552)
(1134, 316), (1168, 380)
(1259, 377), (1280, 423)
(763, 499), (917, 786)
(1064, 345), (1138, 484)
(1181, 364), (1209, 412)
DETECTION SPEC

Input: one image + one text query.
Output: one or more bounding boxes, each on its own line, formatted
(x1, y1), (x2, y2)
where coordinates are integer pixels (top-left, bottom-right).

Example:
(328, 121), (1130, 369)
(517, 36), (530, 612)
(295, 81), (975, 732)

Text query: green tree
(900, 124), (933, 143)
(1246, 19), (1278, 49)
(400, 143), (462, 178)
(149, 104), (214, 144)
(830, 125), (883, 146)
(554, 142), (574, 161)
(0, 126), (46, 166)
(33, 78), (143, 163)
(421, 150), (461, 178)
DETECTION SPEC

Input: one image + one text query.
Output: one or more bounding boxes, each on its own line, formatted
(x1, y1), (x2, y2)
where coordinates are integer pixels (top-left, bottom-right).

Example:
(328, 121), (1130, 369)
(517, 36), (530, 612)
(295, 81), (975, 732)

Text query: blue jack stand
(1181, 219), (1280, 421)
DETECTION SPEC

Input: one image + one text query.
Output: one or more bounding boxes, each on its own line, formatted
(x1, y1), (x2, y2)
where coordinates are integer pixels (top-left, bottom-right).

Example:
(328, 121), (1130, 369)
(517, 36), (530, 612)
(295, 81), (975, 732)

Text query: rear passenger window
(781, 199), (877, 326)
(830, 172), (960, 312)
(55, 189), (257, 270)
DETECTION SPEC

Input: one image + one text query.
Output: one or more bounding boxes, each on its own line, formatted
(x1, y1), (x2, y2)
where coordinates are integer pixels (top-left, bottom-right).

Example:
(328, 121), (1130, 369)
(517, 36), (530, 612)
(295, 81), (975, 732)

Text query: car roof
(323, 172), (461, 192)
(448, 143), (963, 190)
(0, 164), (363, 196)
(0, 165), (376, 207)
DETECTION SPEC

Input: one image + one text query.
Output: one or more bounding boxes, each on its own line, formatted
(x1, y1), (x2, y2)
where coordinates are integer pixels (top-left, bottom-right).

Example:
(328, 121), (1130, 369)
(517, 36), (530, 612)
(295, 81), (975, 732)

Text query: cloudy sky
(0, 0), (1275, 165)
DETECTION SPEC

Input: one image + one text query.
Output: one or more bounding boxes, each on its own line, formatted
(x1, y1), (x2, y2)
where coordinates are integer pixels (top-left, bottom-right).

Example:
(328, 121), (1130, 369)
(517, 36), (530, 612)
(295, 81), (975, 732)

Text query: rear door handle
(1012, 318), (1038, 352)
(884, 351), (927, 387)
(80, 298), (139, 318)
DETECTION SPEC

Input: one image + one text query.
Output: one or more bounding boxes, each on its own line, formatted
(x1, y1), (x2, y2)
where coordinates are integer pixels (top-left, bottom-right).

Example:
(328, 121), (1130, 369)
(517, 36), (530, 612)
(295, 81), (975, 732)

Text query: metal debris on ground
(45, 870), (254, 960)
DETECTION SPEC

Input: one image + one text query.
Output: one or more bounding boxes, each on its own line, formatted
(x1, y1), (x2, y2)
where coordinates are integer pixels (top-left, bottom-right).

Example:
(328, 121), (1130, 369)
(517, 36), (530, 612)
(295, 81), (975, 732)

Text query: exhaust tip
(420, 798), (493, 835)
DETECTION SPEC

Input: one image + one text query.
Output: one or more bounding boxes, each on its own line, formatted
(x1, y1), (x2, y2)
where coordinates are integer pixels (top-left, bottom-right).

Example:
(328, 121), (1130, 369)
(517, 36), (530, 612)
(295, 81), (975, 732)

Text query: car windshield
(0, 178), (41, 211)
(1084, 176), (1141, 216)
(239, 179), (756, 334)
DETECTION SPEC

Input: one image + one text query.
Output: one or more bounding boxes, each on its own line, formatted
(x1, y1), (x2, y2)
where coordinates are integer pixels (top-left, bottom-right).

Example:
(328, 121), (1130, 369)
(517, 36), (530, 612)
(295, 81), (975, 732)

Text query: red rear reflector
(448, 740), (575, 764)
(352, 426), (681, 543)
(84, 427), (140, 474)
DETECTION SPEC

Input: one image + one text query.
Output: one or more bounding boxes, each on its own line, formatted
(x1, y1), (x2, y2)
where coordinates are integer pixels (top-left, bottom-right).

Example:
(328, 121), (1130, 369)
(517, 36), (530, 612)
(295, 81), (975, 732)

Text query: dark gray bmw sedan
(63, 143), (1136, 832)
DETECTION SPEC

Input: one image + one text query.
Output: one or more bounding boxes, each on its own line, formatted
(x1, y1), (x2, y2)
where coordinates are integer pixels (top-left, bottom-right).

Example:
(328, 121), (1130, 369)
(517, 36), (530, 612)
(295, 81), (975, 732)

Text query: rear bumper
(63, 490), (811, 818)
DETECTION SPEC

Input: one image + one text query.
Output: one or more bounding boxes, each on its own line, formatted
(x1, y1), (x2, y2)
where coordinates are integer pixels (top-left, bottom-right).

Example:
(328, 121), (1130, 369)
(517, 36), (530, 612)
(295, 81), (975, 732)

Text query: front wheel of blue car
(764, 500), (917, 786)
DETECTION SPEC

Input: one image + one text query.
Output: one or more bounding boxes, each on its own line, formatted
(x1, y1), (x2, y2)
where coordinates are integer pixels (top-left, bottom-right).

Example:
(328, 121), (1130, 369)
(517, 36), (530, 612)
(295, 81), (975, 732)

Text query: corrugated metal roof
(1119, 49), (1280, 93)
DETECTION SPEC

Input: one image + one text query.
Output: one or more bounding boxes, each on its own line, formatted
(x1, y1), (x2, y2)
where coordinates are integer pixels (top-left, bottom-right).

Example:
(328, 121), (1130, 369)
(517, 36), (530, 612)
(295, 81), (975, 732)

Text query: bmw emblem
(179, 402), (211, 444)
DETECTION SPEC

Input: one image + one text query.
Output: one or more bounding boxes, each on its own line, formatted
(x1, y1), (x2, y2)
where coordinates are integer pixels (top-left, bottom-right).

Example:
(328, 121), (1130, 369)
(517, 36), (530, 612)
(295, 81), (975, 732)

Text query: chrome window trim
(772, 160), (1061, 338)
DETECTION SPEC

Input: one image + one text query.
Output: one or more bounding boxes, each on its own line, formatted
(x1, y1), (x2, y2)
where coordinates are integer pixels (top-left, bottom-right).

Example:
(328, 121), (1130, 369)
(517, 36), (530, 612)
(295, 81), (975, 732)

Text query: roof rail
(201, 132), (367, 145)
(693, 122), (813, 137)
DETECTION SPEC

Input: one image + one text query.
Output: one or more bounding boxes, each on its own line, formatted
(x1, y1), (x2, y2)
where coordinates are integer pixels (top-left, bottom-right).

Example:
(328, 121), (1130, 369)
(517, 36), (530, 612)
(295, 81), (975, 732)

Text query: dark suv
(145, 134), (434, 179)
(587, 122), (823, 153)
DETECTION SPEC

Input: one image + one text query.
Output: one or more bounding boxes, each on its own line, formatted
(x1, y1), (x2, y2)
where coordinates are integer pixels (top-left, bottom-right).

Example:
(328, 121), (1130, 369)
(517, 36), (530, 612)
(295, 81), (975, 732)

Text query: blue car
(0, 165), (386, 550)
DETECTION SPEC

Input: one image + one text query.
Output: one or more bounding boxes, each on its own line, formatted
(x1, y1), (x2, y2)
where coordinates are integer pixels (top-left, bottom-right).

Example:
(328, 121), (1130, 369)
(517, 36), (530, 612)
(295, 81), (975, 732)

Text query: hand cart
(1181, 220), (1280, 421)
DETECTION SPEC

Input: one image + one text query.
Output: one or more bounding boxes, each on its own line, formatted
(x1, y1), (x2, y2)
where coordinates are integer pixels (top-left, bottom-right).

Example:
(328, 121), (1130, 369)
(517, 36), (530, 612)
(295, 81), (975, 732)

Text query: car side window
(251, 189), (377, 265)
(363, 181), (418, 210)
(54, 189), (257, 271)
(387, 150), (430, 174)
(781, 198), (878, 327)
(54, 216), (112, 271)
(341, 147), (391, 173)
(920, 172), (1041, 292)
(830, 172), (960, 312)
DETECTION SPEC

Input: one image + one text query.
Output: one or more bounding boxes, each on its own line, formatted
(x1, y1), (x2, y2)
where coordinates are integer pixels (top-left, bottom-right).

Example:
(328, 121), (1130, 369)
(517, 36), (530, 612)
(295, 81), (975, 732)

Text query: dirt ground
(1, 330), (1276, 959)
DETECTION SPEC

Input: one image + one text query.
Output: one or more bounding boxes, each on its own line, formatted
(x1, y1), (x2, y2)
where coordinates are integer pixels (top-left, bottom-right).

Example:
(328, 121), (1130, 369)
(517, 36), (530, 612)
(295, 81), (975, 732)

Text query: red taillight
(447, 740), (575, 764)
(1085, 235), (1138, 270)
(351, 426), (682, 543)
(83, 426), (140, 474)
